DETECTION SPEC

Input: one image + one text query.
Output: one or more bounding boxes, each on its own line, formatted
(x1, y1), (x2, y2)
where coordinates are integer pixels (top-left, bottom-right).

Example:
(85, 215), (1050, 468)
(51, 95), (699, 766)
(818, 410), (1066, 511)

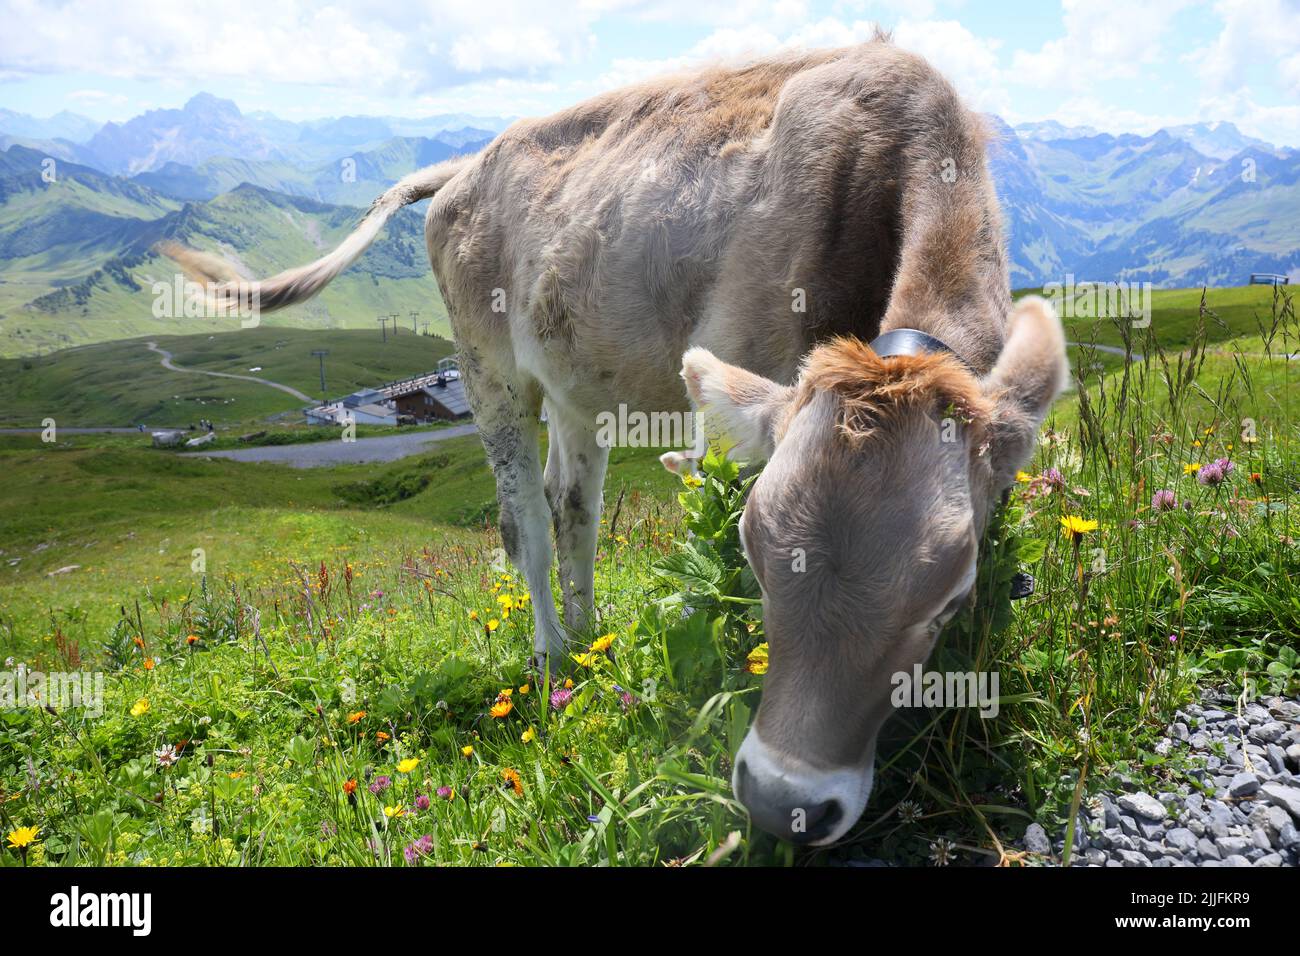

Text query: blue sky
(2, 0), (1299, 143)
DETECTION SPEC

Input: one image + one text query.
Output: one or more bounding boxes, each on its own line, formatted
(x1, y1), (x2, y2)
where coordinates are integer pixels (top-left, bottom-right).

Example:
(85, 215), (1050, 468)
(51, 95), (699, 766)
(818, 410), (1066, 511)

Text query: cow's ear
(678, 347), (794, 464)
(983, 296), (1070, 482)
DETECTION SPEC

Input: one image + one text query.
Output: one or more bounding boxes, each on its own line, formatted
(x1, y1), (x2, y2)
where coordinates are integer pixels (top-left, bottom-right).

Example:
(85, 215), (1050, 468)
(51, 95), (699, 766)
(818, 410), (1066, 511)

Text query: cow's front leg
(544, 404), (609, 637)
(461, 365), (566, 668)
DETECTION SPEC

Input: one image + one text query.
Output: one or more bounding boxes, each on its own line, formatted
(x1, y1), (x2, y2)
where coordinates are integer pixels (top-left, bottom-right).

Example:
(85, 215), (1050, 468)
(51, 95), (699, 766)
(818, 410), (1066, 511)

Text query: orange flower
(132, 636), (145, 649)
(347, 711), (366, 724)
(502, 767), (524, 797)
(342, 778), (357, 796)
(186, 635), (198, 645)
(489, 694), (513, 719)
(376, 731), (390, 742)
(143, 658), (155, 671)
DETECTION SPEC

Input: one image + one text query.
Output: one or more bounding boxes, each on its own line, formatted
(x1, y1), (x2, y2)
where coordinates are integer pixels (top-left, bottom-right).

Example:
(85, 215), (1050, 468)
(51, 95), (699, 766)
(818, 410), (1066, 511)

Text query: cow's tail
(157, 155), (473, 314)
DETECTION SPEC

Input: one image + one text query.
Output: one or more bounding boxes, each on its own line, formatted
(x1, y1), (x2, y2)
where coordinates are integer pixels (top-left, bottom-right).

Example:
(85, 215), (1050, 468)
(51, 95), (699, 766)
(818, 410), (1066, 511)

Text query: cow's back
(426, 40), (1008, 415)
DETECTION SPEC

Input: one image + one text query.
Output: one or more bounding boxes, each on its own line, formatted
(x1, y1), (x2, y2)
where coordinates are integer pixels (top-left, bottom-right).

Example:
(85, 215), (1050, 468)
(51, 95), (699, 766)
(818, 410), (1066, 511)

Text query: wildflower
(414, 794), (431, 811)
(1151, 489), (1178, 512)
(416, 834), (434, 854)
(1042, 467), (1065, 491)
(1183, 462), (1201, 475)
(489, 694), (513, 718)
(746, 643), (770, 675)
(376, 731), (390, 743)
(1059, 515), (1098, 540)
(468, 610), (479, 621)
(572, 651), (600, 667)
(487, 619), (500, 632)
(132, 636), (145, 649)
(1168, 632), (1180, 645)
(618, 689), (638, 712)
(1015, 470), (1033, 483)
(436, 785), (454, 800)
(564, 678), (574, 689)
(518, 683), (530, 695)
(186, 635), (198, 645)
(550, 688), (574, 711)
(228, 771), (246, 779)
(343, 779), (357, 797)
(590, 633), (615, 654)
(403, 844), (418, 865)
(897, 800), (923, 824)
(143, 658), (156, 671)
(384, 805), (406, 819)
(461, 745), (474, 758)
(497, 594), (514, 611)
(368, 775), (392, 795)
(130, 698), (150, 717)
(6, 826), (39, 849)
(347, 710), (366, 724)
(397, 758), (420, 774)
(1197, 457), (1234, 486)
(502, 768), (524, 797)
(155, 744), (179, 768)
(929, 837), (957, 866)
(521, 727), (537, 743)
(1250, 472), (1262, 485)
(682, 472), (704, 488)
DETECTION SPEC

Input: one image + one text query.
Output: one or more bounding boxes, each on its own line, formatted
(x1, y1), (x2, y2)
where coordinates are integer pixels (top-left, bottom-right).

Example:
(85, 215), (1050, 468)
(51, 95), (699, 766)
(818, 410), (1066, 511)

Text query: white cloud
(0, 0), (602, 94)
(1192, 0), (1300, 97)
(1011, 0), (1194, 90)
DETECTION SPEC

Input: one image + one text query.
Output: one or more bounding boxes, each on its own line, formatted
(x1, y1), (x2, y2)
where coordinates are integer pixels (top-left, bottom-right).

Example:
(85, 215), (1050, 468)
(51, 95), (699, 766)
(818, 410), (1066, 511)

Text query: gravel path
(145, 341), (316, 404)
(180, 423), (479, 467)
(1026, 689), (1300, 867)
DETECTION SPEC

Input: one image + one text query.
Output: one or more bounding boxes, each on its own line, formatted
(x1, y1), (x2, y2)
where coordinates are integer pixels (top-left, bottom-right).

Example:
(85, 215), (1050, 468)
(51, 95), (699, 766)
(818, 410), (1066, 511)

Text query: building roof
(421, 378), (471, 416)
(343, 388), (383, 408)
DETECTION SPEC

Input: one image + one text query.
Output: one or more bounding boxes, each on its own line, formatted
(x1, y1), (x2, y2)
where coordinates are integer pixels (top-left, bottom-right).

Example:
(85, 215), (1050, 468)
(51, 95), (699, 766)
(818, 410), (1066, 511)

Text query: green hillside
(0, 151), (452, 357)
(0, 327), (455, 427)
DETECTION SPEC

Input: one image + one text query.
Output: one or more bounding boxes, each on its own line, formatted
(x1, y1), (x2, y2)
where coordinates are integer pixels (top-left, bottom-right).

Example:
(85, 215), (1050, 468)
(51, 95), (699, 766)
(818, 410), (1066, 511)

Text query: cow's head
(662, 297), (1068, 845)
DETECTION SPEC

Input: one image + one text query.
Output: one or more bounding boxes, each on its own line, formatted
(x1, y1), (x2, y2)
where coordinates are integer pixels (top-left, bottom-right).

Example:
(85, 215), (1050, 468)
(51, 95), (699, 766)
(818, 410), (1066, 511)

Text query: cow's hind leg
(459, 351), (565, 667)
(544, 404), (609, 638)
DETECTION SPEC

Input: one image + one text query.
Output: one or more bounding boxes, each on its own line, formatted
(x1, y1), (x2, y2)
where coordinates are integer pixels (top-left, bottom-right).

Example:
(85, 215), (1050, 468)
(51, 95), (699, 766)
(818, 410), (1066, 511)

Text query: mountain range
(0, 93), (1296, 357)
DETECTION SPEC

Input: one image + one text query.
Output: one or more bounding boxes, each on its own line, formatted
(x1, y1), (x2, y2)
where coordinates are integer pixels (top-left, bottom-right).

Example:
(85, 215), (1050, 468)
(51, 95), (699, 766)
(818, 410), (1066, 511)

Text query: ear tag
(1009, 571), (1034, 600)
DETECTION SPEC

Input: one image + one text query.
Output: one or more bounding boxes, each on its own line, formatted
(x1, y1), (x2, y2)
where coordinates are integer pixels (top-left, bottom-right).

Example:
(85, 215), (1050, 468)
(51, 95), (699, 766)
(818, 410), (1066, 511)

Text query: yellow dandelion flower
(7, 826), (39, 849)
(461, 745), (474, 758)
(745, 643), (770, 676)
(521, 727), (537, 743)
(1183, 462), (1201, 474)
(1059, 515), (1099, 538)
(490, 697), (513, 719)
(130, 698), (150, 717)
(590, 633), (615, 654)
(682, 473), (704, 488)
(397, 758), (420, 774)
(1015, 470), (1033, 483)
(383, 805), (406, 818)
(487, 619), (500, 632)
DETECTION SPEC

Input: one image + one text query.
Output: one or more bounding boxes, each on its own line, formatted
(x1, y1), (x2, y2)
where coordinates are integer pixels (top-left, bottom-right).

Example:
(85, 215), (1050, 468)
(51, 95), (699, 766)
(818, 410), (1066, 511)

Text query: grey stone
(1138, 820), (1165, 841)
(1172, 722), (1190, 741)
(1118, 792), (1167, 821)
(1278, 821), (1300, 849)
(1216, 836), (1251, 856)
(1024, 822), (1051, 855)
(1166, 827), (1198, 853)
(1228, 771), (1260, 797)
(1099, 794), (1121, 828)
(1261, 781), (1300, 821)
(1117, 849), (1151, 867)
(1285, 744), (1300, 771)
(1251, 828), (1273, 850)
(1255, 852), (1284, 866)
(1251, 721), (1288, 744)
(1225, 854), (1252, 867)
(1197, 838), (1221, 860)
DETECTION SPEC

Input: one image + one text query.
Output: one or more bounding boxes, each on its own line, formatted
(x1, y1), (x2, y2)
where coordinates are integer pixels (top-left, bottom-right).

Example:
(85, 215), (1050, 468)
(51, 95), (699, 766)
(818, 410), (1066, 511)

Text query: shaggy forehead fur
(791, 337), (993, 446)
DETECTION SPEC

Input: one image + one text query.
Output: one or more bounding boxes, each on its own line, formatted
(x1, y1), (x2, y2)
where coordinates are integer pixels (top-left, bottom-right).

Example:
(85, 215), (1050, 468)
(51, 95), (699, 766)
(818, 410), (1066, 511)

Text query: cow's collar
(868, 328), (970, 370)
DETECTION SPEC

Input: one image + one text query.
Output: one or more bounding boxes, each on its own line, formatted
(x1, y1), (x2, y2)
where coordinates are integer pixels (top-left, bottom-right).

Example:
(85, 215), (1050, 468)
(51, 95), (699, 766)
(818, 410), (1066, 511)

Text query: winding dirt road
(144, 341), (315, 403)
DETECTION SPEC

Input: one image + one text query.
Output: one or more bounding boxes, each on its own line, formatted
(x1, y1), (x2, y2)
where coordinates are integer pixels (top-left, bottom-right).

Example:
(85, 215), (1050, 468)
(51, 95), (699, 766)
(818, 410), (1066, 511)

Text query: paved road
(145, 341), (315, 403)
(181, 423), (480, 467)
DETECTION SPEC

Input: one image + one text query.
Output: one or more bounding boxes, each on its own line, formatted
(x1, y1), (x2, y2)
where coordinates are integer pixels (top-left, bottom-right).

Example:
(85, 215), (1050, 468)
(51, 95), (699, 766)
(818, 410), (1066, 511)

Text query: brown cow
(165, 36), (1068, 845)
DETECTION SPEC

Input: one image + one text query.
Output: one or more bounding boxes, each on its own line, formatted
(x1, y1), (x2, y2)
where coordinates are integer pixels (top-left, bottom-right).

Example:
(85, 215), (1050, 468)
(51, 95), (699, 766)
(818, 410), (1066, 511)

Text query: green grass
(1, 286), (1297, 867)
